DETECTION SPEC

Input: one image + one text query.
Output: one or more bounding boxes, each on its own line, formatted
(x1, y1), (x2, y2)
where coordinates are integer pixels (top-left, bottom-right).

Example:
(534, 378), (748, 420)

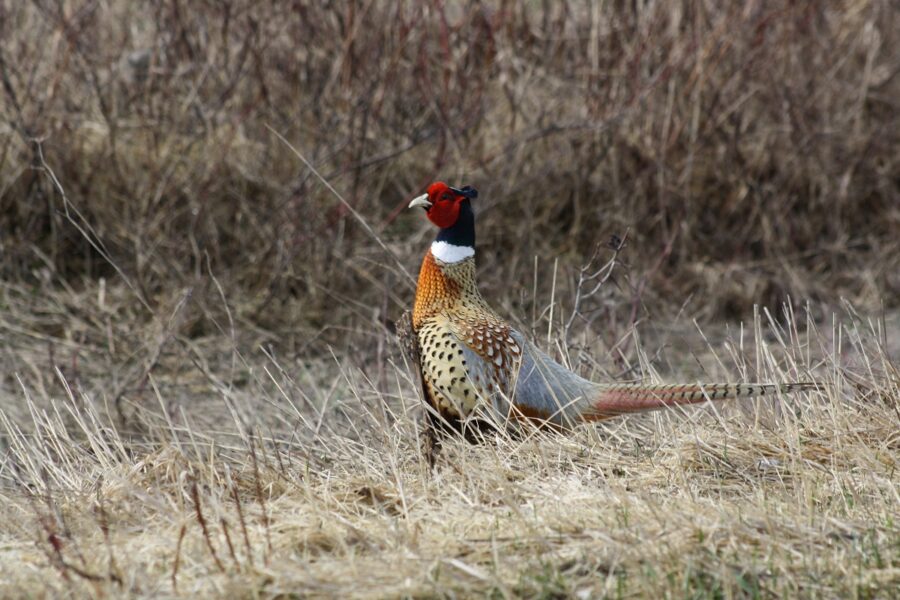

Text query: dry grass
(1, 275), (898, 597)
(1, 1), (899, 598)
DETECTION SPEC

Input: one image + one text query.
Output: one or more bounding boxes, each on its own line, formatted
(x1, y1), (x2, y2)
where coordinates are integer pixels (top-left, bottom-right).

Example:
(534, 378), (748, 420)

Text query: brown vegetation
(2, 1), (898, 331)
(1, 1), (898, 597)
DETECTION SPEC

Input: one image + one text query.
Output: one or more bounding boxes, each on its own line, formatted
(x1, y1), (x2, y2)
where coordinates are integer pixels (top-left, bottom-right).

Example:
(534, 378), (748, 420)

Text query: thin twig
(267, 125), (415, 286)
(171, 523), (187, 593)
(190, 479), (226, 573)
(563, 231), (628, 343)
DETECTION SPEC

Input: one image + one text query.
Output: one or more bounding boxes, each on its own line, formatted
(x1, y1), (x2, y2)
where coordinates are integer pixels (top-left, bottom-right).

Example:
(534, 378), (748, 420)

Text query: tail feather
(580, 382), (817, 421)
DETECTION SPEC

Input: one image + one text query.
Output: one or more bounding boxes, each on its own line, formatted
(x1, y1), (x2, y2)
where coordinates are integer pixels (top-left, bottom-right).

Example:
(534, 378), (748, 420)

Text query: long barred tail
(581, 382), (817, 421)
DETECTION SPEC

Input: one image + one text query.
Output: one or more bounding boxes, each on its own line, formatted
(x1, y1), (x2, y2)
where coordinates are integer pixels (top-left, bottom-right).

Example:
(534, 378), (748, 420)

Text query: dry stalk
(190, 479), (226, 574)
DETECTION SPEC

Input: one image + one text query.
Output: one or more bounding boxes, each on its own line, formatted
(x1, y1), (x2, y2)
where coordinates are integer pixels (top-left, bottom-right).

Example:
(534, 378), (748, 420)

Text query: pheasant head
(408, 182), (479, 261)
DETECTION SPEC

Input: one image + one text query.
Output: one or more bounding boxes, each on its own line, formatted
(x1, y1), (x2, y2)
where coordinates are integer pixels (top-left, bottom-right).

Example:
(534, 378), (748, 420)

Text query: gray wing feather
(509, 330), (598, 426)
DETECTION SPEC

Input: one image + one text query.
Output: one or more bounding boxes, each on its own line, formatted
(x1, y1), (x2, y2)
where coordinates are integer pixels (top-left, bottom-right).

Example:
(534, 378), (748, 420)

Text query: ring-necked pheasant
(407, 181), (813, 435)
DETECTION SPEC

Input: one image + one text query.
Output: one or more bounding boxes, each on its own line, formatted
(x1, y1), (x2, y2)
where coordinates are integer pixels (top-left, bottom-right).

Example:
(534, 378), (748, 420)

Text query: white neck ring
(431, 241), (474, 264)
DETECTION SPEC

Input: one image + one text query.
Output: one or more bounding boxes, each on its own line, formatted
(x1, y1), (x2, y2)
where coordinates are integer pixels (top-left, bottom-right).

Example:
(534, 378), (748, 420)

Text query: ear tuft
(452, 185), (478, 199)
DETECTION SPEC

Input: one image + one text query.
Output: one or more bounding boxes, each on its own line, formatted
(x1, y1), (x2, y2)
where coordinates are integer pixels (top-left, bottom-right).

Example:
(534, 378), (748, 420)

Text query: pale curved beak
(408, 193), (431, 210)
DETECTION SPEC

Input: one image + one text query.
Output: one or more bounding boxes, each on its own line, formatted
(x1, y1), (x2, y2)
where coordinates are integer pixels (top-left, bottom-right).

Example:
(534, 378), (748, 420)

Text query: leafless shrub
(0, 1), (896, 348)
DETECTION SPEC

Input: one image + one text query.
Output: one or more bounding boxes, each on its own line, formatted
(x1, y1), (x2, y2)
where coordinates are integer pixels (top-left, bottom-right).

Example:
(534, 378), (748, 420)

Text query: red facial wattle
(408, 181), (478, 231)
(427, 196), (462, 228)
(420, 182), (458, 229)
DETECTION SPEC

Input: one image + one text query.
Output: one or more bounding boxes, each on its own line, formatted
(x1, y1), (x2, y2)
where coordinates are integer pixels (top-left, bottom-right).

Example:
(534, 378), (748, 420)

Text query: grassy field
(1, 1), (898, 598)
(1, 286), (898, 597)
